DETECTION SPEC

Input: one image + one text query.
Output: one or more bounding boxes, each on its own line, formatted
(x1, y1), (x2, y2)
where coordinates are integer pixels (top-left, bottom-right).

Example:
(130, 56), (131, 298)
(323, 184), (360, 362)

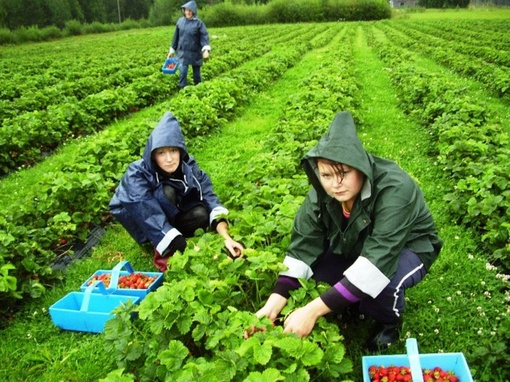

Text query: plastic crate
(362, 338), (473, 382)
(162, 58), (179, 74)
(80, 260), (163, 300)
(49, 281), (140, 333)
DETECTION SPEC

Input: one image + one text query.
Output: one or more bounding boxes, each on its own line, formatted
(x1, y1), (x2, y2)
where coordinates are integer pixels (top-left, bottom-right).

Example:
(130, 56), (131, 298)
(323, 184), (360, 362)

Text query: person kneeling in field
(255, 111), (442, 351)
(109, 111), (243, 272)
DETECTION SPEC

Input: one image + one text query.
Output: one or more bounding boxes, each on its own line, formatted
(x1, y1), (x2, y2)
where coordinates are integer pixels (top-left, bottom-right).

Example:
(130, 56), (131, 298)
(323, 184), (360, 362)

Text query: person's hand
(224, 238), (243, 258)
(244, 294), (288, 339)
(167, 52), (174, 58)
(255, 294), (287, 321)
(283, 306), (318, 338)
(202, 50), (210, 59)
(283, 298), (332, 338)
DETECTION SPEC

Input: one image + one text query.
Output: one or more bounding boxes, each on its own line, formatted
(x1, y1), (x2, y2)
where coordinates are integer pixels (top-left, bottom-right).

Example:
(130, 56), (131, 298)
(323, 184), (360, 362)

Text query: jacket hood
(142, 112), (189, 172)
(181, 1), (198, 16)
(302, 111), (373, 192)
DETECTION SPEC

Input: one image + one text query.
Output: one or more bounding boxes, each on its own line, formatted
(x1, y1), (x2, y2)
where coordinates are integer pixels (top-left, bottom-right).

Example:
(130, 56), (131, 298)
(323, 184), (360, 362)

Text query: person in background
(168, 1), (210, 89)
(255, 111), (442, 351)
(109, 111), (243, 272)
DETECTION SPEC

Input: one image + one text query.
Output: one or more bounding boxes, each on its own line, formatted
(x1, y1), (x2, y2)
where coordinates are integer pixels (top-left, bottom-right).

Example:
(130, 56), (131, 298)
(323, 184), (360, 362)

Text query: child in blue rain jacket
(109, 112), (243, 272)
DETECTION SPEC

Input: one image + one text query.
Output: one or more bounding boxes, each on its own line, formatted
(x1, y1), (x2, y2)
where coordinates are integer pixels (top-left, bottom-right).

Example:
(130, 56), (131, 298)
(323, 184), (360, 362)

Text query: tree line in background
(0, 0), (393, 45)
(0, 0), (270, 30)
(0, 0), (484, 33)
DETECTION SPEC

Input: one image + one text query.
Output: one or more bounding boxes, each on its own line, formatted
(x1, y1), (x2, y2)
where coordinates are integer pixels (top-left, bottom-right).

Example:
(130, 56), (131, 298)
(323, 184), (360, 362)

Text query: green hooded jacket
(281, 111), (442, 298)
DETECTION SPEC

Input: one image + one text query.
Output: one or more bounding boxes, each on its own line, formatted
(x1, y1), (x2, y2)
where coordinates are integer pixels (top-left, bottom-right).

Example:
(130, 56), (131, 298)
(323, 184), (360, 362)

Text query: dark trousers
(312, 249), (427, 324)
(162, 185), (208, 237)
(179, 64), (202, 88)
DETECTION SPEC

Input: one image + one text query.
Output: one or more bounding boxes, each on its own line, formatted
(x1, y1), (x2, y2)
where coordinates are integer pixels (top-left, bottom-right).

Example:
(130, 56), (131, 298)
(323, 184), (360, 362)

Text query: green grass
(1, 10), (509, 382)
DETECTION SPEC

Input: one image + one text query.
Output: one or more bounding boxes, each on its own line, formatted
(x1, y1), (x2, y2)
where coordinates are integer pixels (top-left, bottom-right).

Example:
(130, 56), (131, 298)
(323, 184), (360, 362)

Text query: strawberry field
(0, 9), (509, 382)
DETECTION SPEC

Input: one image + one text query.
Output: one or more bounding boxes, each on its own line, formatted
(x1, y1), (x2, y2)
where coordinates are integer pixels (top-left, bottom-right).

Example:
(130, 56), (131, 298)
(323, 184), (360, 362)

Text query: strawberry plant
(103, 241), (353, 381)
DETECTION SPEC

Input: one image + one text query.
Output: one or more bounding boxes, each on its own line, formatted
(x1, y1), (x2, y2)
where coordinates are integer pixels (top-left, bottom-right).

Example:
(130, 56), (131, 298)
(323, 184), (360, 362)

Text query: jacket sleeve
(171, 22), (180, 51)
(279, 189), (329, 280)
(199, 20), (210, 51)
(114, 162), (177, 251)
(344, 180), (420, 298)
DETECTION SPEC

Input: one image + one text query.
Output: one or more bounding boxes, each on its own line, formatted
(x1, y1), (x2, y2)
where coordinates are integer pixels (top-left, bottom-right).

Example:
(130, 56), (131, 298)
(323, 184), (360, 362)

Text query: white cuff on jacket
(343, 256), (390, 298)
(209, 206), (228, 225)
(169, 47), (175, 54)
(279, 256), (314, 280)
(202, 45), (211, 52)
(156, 228), (181, 256)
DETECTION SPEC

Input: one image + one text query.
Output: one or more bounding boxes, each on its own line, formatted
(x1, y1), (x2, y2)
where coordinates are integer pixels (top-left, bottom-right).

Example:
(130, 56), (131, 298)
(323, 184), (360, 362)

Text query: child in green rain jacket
(255, 111), (442, 350)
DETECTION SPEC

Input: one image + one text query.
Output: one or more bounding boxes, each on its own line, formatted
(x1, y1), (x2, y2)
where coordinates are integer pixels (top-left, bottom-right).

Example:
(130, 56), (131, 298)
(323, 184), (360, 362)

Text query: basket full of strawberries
(362, 338), (473, 382)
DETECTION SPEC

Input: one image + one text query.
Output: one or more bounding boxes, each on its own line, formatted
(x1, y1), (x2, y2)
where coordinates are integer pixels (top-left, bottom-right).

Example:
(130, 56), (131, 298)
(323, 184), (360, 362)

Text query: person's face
(184, 8), (193, 19)
(317, 159), (364, 207)
(153, 147), (180, 174)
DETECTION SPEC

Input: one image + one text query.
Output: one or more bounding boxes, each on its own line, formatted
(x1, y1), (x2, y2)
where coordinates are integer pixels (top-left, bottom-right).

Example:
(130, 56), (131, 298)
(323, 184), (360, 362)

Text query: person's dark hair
(315, 158), (348, 182)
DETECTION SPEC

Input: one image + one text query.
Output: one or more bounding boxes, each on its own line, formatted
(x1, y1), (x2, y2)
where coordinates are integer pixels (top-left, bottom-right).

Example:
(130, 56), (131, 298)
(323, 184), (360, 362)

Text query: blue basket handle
(406, 338), (424, 382)
(80, 280), (107, 312)
(107, 260), (134, 291)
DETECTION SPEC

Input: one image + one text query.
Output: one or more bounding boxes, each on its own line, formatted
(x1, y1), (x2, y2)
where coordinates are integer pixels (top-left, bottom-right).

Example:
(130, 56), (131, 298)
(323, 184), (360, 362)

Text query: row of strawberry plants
(0, 23), (304, 110)
(365, 24), (510, 272)
(397, 20), (510, 67)
(0, 24), (283, 104)
(0, 26), (306, 175)
(101, 24), (362, 382)
(402, 19), (510, 52)
(0, 62), (155, 116)
(0, 27), (305, 176)
(0, 24), (331, 309)
(379, 20), (510, 98)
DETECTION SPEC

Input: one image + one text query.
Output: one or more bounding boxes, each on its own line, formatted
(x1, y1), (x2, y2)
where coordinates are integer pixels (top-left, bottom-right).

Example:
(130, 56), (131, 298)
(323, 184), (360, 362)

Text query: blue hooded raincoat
(171, 1), (210, 66)
(109, 112), (228, 255)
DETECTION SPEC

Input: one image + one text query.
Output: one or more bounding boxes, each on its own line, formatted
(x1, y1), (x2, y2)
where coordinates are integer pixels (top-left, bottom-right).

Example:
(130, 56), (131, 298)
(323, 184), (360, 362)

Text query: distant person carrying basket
(168, 1), (211, 89)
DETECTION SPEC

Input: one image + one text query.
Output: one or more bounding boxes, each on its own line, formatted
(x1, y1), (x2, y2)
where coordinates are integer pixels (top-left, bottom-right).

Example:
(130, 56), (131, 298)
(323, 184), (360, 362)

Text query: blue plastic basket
(362, 338), (473, 382)
(49, 281), (140, 333)
(162, 57), (179, 74)
(80, 260), (163, 300)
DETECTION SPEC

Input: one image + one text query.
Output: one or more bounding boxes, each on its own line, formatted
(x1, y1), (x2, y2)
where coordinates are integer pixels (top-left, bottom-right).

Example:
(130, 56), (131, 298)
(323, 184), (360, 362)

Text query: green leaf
(300, 341), (324, 366)
(236, 336), (258, 357)
(159, 340), (188, 370)
(254, 341), (273, 365)
(243, 368), (284, 382)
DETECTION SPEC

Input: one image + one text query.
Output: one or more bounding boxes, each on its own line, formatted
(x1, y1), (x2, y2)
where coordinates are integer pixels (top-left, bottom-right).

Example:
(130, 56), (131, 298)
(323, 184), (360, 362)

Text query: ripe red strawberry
(433, 366), (445, 379)
(369, 365), (378, 379)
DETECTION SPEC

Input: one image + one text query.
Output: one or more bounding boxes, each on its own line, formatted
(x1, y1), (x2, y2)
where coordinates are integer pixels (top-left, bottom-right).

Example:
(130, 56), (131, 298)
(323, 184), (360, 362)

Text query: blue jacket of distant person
(170, 1), (211, 66)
